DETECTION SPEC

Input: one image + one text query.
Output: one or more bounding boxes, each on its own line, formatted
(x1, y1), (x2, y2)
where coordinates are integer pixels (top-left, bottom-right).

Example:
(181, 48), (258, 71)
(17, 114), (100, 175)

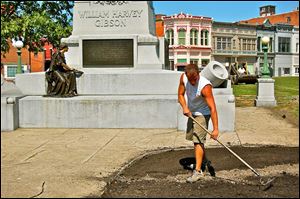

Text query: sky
(153, 1), (299, 22)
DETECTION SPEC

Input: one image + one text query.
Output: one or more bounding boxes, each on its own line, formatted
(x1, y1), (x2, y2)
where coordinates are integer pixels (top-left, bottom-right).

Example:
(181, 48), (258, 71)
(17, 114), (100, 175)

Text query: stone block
(1, 96), (22, 132)
(19, 95), (178, 128)
(255, 78), (277, 107)
(15, 70), (182, 96)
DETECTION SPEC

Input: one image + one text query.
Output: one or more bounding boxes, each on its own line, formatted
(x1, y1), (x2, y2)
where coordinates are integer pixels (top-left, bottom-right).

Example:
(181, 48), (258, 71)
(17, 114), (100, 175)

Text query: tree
(1, 1), (74, 57)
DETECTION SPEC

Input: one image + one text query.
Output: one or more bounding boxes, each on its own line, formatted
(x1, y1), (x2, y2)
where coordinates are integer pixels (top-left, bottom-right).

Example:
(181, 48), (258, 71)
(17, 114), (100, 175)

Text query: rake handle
(189, 116), (261, 177)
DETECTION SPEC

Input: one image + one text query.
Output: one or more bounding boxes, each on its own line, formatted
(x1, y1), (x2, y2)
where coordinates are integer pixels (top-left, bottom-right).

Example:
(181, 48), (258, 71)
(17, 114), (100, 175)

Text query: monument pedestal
(255, 78), (277, 107)
(16, 70), (183, 129)
(18, 95), (179, 128)
(16, 72), (235, 132)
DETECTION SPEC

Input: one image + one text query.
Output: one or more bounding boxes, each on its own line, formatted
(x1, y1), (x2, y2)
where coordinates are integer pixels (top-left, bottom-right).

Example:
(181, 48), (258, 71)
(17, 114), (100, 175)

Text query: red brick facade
(1, 41), (45, 72)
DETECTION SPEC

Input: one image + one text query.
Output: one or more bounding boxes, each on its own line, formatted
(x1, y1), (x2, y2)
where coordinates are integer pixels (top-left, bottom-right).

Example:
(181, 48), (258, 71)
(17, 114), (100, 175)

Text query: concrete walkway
(1, 107), (299, 198)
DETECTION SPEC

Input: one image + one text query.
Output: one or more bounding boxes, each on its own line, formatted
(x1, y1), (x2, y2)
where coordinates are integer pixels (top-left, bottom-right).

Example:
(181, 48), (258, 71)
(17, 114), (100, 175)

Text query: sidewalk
(1, 107), (299, 198)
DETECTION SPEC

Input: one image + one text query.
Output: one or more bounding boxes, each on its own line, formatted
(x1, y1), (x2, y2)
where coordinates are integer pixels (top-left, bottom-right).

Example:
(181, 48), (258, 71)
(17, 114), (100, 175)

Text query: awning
(175, 63), (188, 67)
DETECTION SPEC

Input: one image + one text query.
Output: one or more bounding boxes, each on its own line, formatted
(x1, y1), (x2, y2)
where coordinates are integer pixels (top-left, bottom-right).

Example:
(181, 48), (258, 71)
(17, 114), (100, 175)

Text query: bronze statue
(44, 43), (83, 97)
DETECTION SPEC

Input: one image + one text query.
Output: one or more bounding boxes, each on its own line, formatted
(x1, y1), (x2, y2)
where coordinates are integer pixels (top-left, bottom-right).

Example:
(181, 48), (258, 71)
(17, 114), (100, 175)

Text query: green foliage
(1, 1), (74, 56)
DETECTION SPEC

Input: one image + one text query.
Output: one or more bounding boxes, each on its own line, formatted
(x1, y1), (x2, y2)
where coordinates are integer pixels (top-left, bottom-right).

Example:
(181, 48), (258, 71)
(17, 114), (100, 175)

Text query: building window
(269, 37), (273, 52)
(242, 39), (256, 51)
(283, 68), (290, 75)
(190, 28), (198, 45)
(6, 67), (15, 78)
(286, 16), (291, 23)
(232, 39), (236, 49)
(247, 39), (252, 50)
(169, 60), (174, 70)
(201, 59), (210, 67)
(278, 37), (291, 53)
(178, 29), (186, 45)
(6, 65), (17, 78)
(295, 67), (299, 74)
(296, 43), (299, 53)
(177, 66), (185, 71)
(201, 30), (209, 46)
(216, 37), (231, 50)
(190, 59), (198, 65)
(257, 37), (261, 51)
(165, 29), (174, 45)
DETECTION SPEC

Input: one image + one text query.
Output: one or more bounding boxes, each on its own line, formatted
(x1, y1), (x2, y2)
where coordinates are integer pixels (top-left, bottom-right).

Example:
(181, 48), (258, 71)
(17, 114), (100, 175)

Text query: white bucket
(200, 61), (228, 88)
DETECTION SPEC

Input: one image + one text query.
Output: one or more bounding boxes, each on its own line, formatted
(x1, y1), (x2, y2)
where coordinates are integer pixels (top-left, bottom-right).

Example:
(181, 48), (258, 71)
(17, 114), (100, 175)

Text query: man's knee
(194, 143), (204, 148)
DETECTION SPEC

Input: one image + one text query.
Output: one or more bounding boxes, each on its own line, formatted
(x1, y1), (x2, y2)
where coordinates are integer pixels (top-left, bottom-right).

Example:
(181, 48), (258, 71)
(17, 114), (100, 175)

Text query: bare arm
(201, 84), (219, 139)
(178, 73), (192, 117)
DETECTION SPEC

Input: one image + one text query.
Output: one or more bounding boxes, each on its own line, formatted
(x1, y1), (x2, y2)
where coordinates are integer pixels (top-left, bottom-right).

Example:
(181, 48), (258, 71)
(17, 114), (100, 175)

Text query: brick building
(1, 41), (44, 80)
(1, 39), (54, 80)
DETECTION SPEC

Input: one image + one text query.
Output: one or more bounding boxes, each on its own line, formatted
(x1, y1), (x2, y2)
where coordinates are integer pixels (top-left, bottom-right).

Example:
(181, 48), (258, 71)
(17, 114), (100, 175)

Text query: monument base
(16, 69), (181, 96)
(19, 95), (179, 128)
(255, 78), (277, 107)
(15, 71), (235, 132)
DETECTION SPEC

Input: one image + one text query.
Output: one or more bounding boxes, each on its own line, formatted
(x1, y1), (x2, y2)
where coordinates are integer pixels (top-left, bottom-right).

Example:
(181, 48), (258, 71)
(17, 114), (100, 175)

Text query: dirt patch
(101, 146), (299, 198)
(271, 105), (299, 128)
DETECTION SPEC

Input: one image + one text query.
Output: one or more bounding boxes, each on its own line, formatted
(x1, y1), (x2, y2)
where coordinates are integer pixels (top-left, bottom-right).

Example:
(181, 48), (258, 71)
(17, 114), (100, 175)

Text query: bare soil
(101, 146), (299, 198)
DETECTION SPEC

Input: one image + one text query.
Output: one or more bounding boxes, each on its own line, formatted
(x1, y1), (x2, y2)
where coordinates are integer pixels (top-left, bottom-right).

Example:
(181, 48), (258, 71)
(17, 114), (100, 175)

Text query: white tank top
(183, 73), (212, 116)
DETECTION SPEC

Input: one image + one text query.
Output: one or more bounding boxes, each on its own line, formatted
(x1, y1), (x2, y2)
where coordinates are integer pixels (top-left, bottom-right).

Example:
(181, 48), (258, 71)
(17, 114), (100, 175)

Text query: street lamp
(255, 35), (276, 107)
(15, 40), (24, 74)
(261, 36), (270, 78)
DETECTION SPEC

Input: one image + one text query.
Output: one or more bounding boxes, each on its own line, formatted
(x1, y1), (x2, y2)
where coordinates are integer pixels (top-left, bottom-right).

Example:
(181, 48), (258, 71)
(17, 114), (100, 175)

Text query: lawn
(233, 76), (299, 126)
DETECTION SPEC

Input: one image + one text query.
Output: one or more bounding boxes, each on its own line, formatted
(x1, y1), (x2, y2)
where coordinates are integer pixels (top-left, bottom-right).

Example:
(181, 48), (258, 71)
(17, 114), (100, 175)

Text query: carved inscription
(77, 2), (143, 28)
(93, 1), (128, 6)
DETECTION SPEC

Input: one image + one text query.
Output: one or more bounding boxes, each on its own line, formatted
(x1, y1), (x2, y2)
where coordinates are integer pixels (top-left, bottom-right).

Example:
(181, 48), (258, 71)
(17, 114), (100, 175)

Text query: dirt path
(102, 146), (299, 198)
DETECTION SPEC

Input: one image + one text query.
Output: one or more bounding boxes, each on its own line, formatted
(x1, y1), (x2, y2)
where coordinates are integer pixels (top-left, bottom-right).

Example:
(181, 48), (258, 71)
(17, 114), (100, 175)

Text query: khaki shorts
(186, 115), (211, 144)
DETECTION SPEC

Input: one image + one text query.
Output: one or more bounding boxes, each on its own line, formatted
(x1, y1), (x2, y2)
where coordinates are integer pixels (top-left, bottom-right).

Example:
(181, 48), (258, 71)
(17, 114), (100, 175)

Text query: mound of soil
(102, 146), (299, 198)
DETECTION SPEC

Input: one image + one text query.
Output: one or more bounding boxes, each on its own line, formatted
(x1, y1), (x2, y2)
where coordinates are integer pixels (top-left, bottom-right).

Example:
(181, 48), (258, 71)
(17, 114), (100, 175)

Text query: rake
(189, 116), (276, 191)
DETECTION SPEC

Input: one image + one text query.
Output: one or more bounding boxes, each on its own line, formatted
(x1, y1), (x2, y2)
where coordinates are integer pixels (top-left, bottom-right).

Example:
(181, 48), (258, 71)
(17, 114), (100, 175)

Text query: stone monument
(15, 1), (182, 129)
(9, 1), (235, 132)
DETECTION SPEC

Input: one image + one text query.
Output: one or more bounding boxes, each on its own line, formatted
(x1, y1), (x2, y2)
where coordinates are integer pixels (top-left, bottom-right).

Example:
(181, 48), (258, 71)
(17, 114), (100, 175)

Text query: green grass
(233, 76), (299, 126)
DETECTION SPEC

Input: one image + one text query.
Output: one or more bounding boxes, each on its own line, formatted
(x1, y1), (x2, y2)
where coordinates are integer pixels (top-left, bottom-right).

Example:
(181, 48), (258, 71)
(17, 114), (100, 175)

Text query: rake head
(259, 177), (276, 191)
